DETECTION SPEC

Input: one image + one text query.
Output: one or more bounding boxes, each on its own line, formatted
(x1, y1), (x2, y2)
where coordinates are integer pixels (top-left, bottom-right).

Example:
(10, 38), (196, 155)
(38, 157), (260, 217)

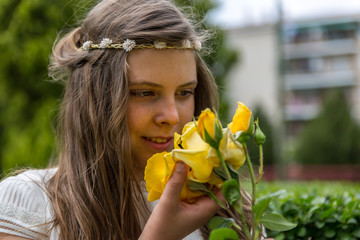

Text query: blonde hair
(47, 0), (219, 239)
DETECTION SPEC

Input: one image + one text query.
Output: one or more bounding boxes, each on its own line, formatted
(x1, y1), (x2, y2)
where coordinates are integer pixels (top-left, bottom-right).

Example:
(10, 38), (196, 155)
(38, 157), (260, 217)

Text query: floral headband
(81, 38), (202, 52)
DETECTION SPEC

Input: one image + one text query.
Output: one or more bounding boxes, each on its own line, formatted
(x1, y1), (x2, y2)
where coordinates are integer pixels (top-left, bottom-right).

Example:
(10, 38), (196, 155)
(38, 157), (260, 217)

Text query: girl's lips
(142, 137), (173, 151)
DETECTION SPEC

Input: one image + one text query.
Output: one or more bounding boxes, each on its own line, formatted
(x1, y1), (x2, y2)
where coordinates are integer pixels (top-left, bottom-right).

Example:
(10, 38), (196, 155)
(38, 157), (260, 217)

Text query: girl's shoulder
(0, 168), (57, 239)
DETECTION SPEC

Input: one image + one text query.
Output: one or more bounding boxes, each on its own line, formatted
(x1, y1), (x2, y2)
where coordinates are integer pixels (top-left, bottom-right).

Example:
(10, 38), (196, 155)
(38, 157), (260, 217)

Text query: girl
(0, 0), (255, 239)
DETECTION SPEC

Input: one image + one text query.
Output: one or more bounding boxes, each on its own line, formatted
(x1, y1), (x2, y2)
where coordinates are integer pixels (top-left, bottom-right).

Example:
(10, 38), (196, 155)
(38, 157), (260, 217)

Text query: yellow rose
(197, 108), (216, 140)
(172, 122), (215, 182)
(144, 151), (203, 203)
(228, 102), (252, 134)
(207, 128), (245, 170)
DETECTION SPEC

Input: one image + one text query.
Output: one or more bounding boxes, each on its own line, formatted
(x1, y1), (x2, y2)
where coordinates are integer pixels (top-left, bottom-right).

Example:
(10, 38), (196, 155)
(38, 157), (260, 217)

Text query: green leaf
(204, 128), (220, 149)
(222, 179), (240, 205)
(247, 114), (255, 135)
(320, 208), (336, 220)
(253, 197), (271, 222)
(274, 233), (285, 240)
(209, 228), (239, 240)
(297, 226), (307, 237)
(188, 180), (209, 193)
(315, 221), (325, 229)
(303, 205), (319, 223)
(352, 229), (360, 238)
(234, 131), (245, 140)
(208, 216), (234, 230)
(235, 133), (251, 143)
(260, 213), (297, 231)
(213, 165), (228, 181)
(257, 189), (287, 202)
(347, 218), (357, 224)
(324, 229), (336, 238)
(214, 118), (223, 143)
(227, 163), (239, 180)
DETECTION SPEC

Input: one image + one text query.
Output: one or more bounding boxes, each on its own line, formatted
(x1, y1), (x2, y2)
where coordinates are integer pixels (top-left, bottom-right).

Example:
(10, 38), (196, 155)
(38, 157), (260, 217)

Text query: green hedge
(257, 181), (360, 240)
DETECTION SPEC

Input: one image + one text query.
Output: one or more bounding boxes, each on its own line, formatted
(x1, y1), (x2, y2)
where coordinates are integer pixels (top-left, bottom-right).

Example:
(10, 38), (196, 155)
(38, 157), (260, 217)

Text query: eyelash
(129, 89), (195, 99)
(130, 90), (155, 98)
(177, 90), (194, 97)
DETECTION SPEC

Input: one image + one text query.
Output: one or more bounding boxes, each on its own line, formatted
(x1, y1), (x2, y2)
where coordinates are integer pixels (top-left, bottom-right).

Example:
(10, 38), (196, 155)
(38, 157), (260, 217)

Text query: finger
(161, 162), (186, 202)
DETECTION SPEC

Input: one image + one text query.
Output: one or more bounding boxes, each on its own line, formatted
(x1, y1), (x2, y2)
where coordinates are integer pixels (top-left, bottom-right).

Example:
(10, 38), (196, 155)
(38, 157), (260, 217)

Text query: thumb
(162, 162), (187, 202)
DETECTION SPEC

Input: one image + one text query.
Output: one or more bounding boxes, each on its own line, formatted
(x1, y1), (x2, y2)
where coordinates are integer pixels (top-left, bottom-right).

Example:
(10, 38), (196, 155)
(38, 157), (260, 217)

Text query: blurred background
(0, 0), (359, 238)
(209, 0), (360, 181)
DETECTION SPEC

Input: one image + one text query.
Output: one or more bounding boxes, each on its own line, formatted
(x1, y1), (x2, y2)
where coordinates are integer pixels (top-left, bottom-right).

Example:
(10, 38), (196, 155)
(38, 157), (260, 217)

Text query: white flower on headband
(182, 39), (191, 48)
(193, 40), (202, 50)
(82, 41), (93, 51)
(154, 41), (167, 49)
(100, 38), (113, 48)
(123, 39), (136, 52)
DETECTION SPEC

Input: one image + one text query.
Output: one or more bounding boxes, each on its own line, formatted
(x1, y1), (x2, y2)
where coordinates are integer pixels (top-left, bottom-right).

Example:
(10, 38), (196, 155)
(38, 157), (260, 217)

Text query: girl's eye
(130, 90), (155, 98)
(177, 90), (194, 97)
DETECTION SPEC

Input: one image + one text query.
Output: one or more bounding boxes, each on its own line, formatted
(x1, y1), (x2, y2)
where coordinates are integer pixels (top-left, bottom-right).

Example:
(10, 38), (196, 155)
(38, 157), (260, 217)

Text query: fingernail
(175, 162), (185, 173)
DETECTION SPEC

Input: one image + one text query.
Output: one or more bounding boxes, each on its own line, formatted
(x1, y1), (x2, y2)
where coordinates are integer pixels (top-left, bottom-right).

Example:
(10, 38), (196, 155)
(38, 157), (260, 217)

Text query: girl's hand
(140, 162), (221, 240)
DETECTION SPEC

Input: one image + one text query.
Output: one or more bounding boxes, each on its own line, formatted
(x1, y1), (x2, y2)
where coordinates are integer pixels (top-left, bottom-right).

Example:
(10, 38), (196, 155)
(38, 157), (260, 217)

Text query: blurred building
(226, 24), (281, 123)
(226, 16), (360, 143)
(283, 17), (360, 139)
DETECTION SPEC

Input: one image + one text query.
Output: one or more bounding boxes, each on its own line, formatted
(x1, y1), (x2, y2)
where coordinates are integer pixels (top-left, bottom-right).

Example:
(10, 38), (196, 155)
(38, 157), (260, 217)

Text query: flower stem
(207, 191), (227, 209)
(241, 142), (257, 240)
(207, 191), (248, 237)
(207, 191), (242, 230)
(215, 148), (232, 180)
(234, 202), (252, 239)
(256, 145), (263, 184)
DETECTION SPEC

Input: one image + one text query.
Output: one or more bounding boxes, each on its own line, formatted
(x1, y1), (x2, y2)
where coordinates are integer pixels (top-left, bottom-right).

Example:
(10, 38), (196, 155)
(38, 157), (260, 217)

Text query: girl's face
(127, 49), (197, 170)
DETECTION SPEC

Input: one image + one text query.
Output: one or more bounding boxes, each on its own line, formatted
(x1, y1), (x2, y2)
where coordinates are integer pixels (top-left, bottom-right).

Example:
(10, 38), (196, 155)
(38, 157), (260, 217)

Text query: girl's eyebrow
(129, 80), (198, 88)
(180, 80), (198, 87)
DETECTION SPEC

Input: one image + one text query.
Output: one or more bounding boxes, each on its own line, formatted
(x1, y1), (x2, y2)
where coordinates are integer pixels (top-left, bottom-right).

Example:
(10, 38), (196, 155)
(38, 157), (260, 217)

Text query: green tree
(296, 89), (360, 164)
(0, 0), (94, 175)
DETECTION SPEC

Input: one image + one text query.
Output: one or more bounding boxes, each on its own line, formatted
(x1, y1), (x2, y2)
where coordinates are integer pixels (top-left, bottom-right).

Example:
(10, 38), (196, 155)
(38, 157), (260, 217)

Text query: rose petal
(144, 152), (168, 195)
(172, 149), (213, 182)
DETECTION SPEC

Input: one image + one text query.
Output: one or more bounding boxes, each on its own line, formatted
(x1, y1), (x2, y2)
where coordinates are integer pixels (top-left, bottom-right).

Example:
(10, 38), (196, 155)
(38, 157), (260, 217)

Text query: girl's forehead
(127, 49), (197, 83)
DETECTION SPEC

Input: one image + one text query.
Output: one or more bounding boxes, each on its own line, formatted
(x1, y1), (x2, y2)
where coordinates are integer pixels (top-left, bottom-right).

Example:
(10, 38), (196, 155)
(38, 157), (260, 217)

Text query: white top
(0, 169), (58, 239)
(0, 169), (202, 239)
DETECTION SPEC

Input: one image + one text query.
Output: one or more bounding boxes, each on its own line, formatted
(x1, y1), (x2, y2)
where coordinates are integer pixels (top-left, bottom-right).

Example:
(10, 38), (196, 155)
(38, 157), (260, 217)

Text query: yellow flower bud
(228, 102), (252, 134)
(197, 108), (223, 148)
(197, 108), (216, 140)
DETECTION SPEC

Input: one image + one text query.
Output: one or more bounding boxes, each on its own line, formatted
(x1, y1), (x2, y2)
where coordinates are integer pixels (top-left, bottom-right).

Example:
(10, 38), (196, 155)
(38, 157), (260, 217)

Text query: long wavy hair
(47, 0), (253, 239)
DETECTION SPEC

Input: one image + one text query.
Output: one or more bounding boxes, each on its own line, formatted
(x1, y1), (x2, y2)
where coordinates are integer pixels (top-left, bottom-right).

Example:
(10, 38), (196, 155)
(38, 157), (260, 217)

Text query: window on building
(322, 23), (357, 40)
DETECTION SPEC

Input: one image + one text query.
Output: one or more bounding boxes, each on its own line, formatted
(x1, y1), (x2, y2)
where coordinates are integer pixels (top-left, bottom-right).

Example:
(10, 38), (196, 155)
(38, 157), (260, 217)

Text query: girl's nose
(154, 99), (180, 126)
